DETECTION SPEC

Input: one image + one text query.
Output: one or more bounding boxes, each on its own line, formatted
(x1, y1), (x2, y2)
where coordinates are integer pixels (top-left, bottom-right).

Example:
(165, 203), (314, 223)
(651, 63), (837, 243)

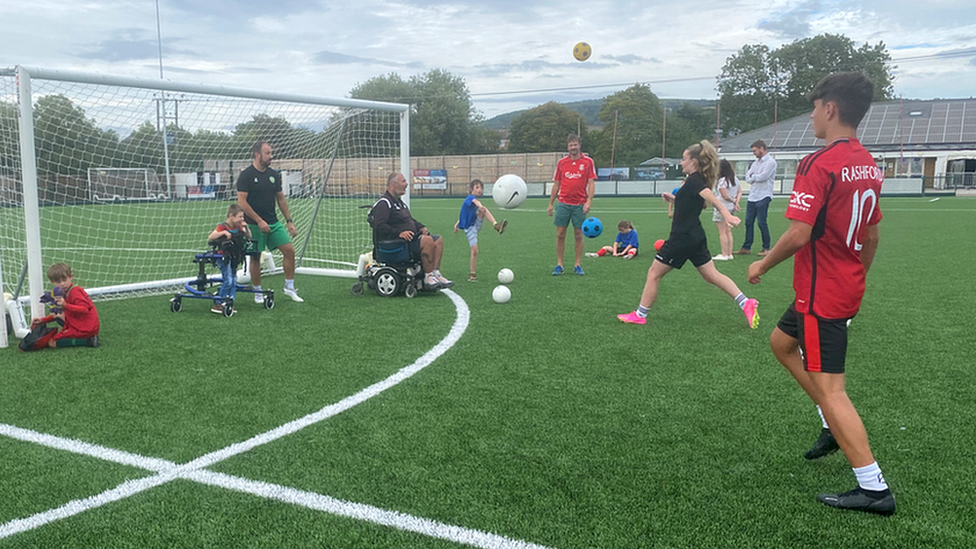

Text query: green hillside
(483, 98), (716, 130)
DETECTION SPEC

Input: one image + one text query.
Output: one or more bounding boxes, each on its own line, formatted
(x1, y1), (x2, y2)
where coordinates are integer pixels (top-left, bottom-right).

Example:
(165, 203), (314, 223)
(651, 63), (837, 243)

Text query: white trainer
(282, 287), (304, 302)
(254, 293), (264, 304)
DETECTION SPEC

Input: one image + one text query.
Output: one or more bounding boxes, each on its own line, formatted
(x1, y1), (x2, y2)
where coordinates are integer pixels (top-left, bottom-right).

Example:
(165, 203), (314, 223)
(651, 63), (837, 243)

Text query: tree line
(0, 33), (893, 177)
(0, 97), (335, 177)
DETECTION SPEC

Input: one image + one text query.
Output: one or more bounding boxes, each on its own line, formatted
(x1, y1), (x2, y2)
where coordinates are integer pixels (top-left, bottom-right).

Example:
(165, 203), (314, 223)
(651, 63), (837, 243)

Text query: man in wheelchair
(371, 173), (453, 290)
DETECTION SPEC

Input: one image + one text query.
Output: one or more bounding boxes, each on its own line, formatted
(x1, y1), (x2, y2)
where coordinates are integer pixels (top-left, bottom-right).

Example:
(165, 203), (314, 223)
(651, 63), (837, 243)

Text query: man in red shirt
(747, 72), (893, 515)
(547, 134), (596, 276)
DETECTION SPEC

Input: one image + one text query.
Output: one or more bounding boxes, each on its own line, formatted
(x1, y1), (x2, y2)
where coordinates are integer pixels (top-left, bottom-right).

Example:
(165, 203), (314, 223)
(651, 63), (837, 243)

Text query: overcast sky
(2, 0), (974, 119)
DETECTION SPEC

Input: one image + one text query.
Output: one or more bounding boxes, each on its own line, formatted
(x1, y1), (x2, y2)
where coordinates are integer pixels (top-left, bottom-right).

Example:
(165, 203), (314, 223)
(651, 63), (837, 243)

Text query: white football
(492, 285), (511, 304)
(236, 268), (251, 285)
(492, 174), (528, 210)
(497, 268), (514, 284)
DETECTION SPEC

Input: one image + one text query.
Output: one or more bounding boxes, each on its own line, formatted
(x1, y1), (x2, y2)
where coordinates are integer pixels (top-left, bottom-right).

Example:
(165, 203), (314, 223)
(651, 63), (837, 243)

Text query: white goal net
(0, 66), (409, 324)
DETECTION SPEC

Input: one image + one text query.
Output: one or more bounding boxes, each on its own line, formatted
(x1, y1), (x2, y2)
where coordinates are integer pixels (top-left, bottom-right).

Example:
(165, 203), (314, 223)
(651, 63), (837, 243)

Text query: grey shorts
(554, 202), (585, 228)
(464, 218), (483, 247)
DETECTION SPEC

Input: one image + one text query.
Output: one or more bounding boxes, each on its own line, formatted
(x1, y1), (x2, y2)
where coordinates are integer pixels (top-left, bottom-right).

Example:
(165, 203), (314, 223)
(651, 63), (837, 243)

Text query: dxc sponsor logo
(790, 191), (814, 209)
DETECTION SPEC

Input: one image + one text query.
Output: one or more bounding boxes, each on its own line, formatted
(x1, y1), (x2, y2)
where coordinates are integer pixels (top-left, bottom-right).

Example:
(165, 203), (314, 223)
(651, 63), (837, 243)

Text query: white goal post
(0, 65), (410, 332)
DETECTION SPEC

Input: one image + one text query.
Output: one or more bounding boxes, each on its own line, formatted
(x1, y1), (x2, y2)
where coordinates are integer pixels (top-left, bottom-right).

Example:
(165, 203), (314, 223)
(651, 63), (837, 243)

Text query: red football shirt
(553, 155), (596, 206)
(53, 285), (100, 339)
(787, 138), (882, 319)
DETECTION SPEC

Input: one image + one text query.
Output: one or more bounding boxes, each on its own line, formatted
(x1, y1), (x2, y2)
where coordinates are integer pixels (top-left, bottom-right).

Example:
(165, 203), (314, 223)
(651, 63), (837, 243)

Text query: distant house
(718, 98), (976, 190)
(637, 157), (681, 179)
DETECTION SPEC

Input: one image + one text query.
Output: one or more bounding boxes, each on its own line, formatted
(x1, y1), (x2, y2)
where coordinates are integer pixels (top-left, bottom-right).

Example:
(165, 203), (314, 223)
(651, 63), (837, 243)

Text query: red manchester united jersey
(553, 155), (596, 205)
(787, 138), (882, 319)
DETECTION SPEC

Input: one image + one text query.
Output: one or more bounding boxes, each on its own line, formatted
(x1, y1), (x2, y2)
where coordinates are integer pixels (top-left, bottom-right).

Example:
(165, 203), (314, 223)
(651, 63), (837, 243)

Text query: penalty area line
(0, 423), (175, 472)
(182, 289), (470, 472)
(0, 473), (175, 539)
(0, 290), (471, 542)
(188, 470), (555, 549)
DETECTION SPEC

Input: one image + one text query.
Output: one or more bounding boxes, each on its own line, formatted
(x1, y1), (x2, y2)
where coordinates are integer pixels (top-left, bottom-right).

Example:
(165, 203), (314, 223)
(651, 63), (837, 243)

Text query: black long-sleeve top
(371, 191), (425, 241)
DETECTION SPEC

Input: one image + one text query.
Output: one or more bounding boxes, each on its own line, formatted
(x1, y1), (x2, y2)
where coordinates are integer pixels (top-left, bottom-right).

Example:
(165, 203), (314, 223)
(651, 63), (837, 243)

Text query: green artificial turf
(1, 196), (974, 548)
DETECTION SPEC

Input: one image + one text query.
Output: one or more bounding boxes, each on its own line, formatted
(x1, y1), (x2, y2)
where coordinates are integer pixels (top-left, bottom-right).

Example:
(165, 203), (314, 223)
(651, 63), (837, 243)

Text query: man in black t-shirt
(236, 141), (303, 303)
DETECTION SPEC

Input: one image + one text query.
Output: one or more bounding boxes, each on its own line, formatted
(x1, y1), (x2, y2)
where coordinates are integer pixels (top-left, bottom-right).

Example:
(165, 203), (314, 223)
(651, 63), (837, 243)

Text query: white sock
(734, 293), (747, 309)
(253, 285), (262, 292)
(636, 305), (649, 318)
(853, 462), (888, 491)
(285, 278), (295, 290)
(817, 405), (829, 429)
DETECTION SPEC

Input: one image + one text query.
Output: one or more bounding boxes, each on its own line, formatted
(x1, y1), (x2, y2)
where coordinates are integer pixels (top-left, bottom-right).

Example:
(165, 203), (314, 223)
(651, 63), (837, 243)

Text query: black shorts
(407, 234), (440, 261)
(654, 235), (711, 269)
(777, 303), (850, 374)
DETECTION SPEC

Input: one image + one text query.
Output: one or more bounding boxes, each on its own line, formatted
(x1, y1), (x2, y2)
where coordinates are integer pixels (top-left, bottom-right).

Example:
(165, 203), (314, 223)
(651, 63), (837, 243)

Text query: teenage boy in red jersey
(747, 72), (894, 516)
(547, 134), (596, 276)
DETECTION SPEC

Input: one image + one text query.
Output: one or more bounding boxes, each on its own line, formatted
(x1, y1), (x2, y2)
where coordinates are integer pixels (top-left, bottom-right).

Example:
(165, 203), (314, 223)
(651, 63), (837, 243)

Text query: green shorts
(553, 202), (585, 228)
(248, 221), (291, 252)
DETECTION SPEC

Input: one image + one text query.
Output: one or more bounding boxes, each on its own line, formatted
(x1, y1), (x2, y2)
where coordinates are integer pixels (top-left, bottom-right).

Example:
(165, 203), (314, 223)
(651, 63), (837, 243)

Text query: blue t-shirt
(457, 194), (479, 230)
(615, 229), (639, 249)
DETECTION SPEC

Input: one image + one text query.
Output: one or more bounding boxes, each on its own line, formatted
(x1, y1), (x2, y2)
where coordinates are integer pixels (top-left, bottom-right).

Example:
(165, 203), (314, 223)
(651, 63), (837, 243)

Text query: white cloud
(0, 0), (973, 118)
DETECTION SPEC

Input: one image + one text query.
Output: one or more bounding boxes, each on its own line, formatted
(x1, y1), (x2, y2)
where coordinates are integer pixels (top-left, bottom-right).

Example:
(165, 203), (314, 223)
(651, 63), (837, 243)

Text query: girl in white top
(712, 159), (742, 260)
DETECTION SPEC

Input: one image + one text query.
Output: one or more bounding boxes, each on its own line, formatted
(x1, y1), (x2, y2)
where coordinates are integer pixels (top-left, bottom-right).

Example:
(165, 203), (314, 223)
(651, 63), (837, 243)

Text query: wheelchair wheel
(404, 283), (417, 298)
(223, 303), (234, 317)
(351, 281), (364, 296)
(264, 294), (275, 309)
(170, 295), (182, 313)
(374, 268), (401, 297)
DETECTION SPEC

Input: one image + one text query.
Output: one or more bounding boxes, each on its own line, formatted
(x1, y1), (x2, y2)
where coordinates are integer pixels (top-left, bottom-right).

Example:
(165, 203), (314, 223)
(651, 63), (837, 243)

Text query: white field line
(188, 470), (555, 549)
(182, 288), (470, 471)
(0, 423), (175, 472)
(0, 290), (506, 548)
(0, 474), (177, 539)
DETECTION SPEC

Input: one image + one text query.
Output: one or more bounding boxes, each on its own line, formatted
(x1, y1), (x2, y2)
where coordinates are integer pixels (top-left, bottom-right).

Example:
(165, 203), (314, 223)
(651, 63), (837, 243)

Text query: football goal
(0, 66), (410, 336)
(87, 167), (168, 203)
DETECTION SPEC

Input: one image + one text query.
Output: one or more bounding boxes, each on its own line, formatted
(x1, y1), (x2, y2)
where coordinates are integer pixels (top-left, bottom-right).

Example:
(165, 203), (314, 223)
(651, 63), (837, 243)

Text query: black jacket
(371, 191), (425, 241)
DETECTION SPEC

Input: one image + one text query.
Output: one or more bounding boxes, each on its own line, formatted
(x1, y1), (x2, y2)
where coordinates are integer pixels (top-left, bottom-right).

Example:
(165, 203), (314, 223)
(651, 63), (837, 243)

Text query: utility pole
(155, 0), (172, 197)
(609, 110), (619, 179)
(715, 102), (721, 145)
(661, 106), (667, 178)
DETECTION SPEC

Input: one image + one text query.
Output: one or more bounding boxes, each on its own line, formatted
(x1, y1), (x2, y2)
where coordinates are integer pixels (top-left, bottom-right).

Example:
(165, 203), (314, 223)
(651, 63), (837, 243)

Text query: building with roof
(718, 98), (976, 193)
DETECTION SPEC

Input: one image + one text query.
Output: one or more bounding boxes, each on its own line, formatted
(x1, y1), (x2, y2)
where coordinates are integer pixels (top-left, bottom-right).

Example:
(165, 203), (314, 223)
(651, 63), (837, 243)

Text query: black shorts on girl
(654, 235), (711, 269)
(777, 302), (850, 374)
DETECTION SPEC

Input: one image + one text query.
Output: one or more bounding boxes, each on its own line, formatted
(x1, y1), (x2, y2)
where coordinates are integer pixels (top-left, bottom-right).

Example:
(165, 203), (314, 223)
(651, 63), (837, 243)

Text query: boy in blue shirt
(454, 179), (507, 282)
(587, 219), (639, 259)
